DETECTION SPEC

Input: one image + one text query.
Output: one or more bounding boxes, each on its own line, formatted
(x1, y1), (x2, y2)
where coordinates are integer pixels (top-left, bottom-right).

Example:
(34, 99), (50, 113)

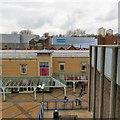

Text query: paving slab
(1, 87), (92, 119)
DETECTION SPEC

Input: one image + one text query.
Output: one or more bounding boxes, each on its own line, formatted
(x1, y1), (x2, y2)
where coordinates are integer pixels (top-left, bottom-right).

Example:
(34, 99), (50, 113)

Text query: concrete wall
(116, 85), (120, 118)
(102, 77), (110, 118)
(89, 45), (120, 119)
(118, 1), (120, 34)
(95, 71), (100, 118)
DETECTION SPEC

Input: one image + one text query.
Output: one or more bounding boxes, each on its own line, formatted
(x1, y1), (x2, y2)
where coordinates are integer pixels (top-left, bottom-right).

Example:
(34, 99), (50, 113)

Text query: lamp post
(38, 84), (45, 102)
(38, 84), (45, 119)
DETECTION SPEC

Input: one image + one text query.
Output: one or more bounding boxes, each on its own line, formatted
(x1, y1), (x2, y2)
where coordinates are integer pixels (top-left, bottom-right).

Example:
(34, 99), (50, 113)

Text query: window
(40, 62), (49, 76)
(40, 62), (49, 68)
(81, 63), (86, 71)
(59, 63), (65, 71)
(20, 64), (27, 74)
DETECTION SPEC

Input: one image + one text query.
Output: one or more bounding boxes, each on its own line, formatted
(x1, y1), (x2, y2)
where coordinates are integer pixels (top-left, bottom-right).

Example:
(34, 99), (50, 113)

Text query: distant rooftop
(52, 37), (97, 48)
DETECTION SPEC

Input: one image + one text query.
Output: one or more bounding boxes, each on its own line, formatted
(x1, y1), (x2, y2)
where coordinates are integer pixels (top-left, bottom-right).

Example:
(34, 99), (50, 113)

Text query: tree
(66, 29), (86, 37)
(43, 32), (49, 37)
(19, 30), (33, 35)
(11, 31), (18, 34)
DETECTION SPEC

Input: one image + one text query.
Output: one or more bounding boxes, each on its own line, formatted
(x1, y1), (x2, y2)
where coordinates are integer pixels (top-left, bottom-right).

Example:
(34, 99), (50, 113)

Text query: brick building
(98, 35), (117, 45)
(0, 49), (89, 100)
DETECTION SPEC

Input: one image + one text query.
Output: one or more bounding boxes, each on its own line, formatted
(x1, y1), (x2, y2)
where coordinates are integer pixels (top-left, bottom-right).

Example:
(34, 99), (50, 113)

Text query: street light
(38, 84), (45, 102)
(38, 84), (45, 118)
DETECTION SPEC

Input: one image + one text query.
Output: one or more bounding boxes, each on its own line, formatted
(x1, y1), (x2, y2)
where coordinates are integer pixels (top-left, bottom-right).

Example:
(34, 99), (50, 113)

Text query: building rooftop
(1, 50), (89, 59)
(52, 50), (89, 57)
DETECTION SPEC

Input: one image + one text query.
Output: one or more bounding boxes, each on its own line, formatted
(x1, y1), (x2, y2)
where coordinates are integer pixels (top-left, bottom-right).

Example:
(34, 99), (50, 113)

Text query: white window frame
(20, 64), (27, 74)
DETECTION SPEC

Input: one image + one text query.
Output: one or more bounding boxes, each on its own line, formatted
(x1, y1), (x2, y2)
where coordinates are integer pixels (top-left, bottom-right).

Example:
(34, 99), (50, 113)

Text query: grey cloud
(96, 6), (117, 22)
(0, 0), (118, 34)
(17, 16), (52, 29)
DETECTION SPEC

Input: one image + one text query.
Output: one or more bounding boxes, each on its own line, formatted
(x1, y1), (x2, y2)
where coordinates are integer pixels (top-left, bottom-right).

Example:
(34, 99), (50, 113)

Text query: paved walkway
(1, 87), (92, 119)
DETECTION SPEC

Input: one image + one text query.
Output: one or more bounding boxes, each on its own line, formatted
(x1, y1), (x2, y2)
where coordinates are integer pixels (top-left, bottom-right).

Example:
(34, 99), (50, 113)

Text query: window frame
(81, 62), (87, 72)
(59, 62), (65, 71)
(20, 64), (27, 74)
(40, 62), (49, 68)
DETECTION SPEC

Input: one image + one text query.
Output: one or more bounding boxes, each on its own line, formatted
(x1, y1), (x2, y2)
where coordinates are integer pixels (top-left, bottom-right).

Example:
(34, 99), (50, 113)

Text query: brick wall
(52, 57), (89, 73)
(2, 59), (37, 76)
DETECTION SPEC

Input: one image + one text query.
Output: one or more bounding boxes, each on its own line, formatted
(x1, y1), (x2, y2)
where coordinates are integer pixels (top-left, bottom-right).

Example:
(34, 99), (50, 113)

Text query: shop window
(20, 64), (27, 74)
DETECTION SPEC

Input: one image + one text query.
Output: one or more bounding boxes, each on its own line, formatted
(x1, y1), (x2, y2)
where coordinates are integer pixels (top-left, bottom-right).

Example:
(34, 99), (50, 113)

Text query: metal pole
(109, 47), (118, 118)
(99, 47), (105, 118)
(42, 88), (44, 118)
(88, 46), (92, 112)
(93, 46), (97, 118)
(42, 89), (44, 102)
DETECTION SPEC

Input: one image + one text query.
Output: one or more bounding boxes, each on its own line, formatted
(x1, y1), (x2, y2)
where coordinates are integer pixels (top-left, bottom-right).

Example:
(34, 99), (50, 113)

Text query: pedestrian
(64, 96), (68, 101)
(75, 96), (81, 106)
(79, 87), (83, 97)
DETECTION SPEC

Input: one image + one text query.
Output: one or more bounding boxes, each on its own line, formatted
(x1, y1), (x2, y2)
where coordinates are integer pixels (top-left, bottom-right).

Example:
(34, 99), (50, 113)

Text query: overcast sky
(0, 0), (119, 35)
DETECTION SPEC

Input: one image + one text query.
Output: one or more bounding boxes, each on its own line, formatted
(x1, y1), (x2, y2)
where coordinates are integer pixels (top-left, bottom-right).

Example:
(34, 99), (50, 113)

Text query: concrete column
(93, 46), (97, 118)
(34, 87), (37, 101)
(99, 47), (105, 118)
(26, 87), (28, 91)
(64, 87), (66, 96)
(3, 88), (6, 102)
(73, 81), (75, 92)
(88, 46), (92, 112)
(18, 87), (20, 91)
(109, 47), (118, 118)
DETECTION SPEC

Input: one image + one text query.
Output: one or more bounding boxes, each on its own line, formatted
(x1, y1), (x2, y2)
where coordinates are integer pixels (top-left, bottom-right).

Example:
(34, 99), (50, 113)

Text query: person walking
(75, 96), (81, 106)
(79, 87), (83, 97)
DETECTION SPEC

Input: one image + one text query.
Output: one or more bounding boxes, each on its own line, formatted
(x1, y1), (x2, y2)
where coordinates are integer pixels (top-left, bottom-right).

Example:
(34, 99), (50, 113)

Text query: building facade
(98, 27), (106, 37)
(51, 37), (97, 49)
(0, 34), (38, 50)
(1, 50), (89, 77)
(1, 50), (89, 94)
(88, 45), (120, 119)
